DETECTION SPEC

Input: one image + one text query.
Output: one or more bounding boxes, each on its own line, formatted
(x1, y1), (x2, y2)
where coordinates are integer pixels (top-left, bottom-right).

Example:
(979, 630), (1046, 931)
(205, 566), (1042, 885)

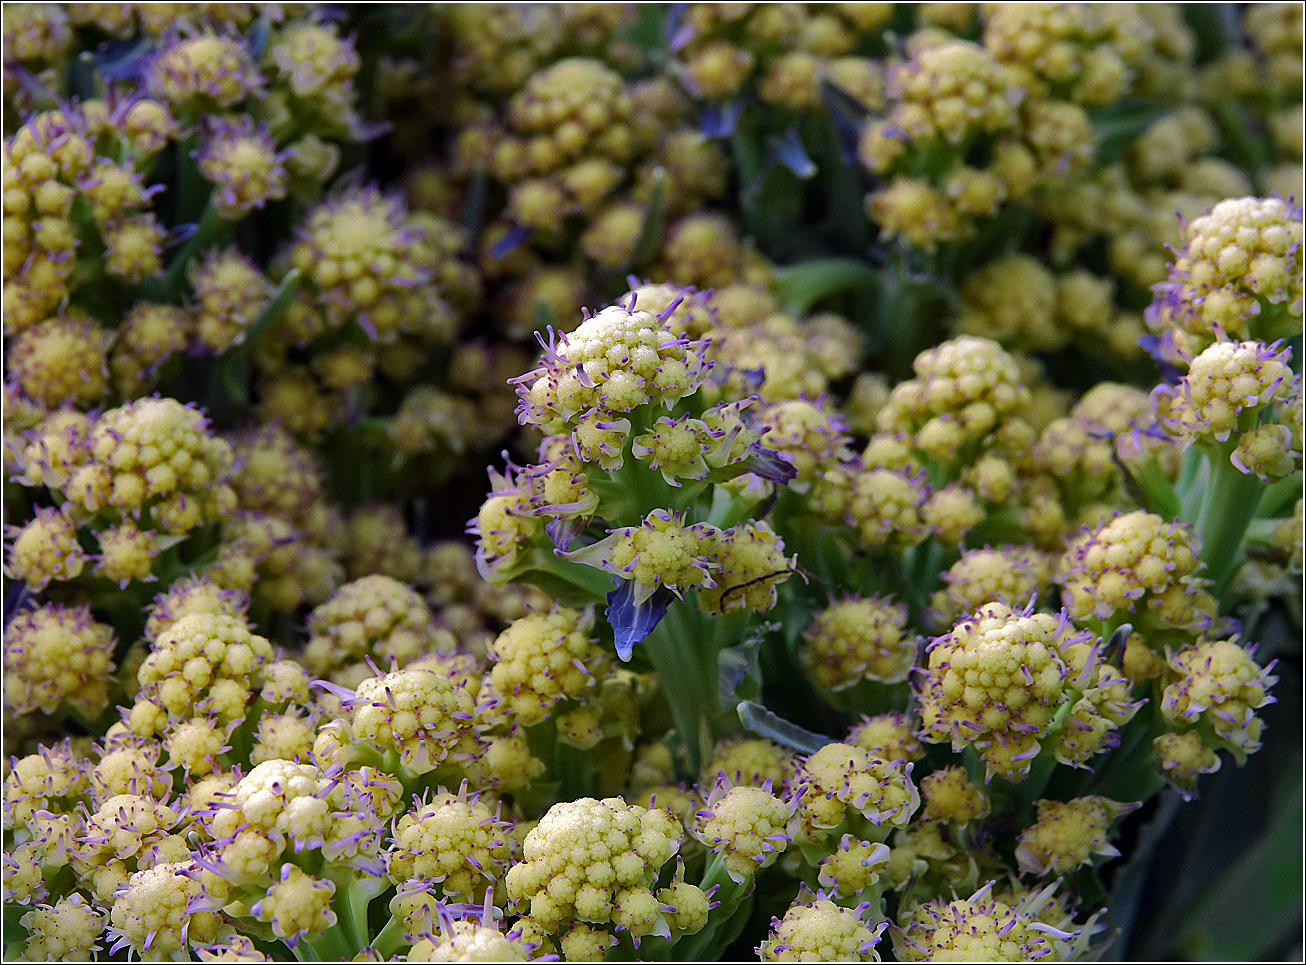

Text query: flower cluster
(2, 5), (1295, 963)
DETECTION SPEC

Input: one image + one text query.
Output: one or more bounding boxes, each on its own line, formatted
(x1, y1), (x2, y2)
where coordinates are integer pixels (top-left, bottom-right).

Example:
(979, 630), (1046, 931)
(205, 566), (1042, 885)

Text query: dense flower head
(1161, 637), (1278, 761)
(144, 576), (249, 642)
(345, 667), (485, 774)
(196, 117), (289, 221)
(757, 399), (853, 486)
(504, 796), (682, 939)
(147, 32), (263, 111)
(5, 505), (86, 591)
(930, 546), (1051, 630)
(249, 862), (337, 945)
(62, 398), (236, 530)
(817, 834), (893, 898)
(137, 612), (274, 722)
(576, 508), (722, 606)
(488, 606), (606, 725)
(286, 184), (452, 344)
(839, 464), (932, 550)
(1149, 196), (1304, 356)
(702, 737), (796, 791)
(876, 336), (1031, 462)
(894, 881), (1083, 961)
(1155, 339), (1296, 443)
(800, 596), (913, 690)
(956, 255), (1065, 351)
(792, 744), (919, 847)
(227, 424), (326, 533)
(71, 791), (187, 894)
(1015, 796), (1136, 876)
(111, 301), (193, 395)
(883, 38), (1025, 148)
(848, 713), (926, 766)
(920, 767), (990, 826)
(981, 3), (1152, 106)
(758, 897), (885, 962)
(7, 313), (111, 409)
(1152, 730), (1222, 800)
(303, 575), (448, 684)
(262, 16), (363, 140)
(385, 786), (511, 900)
(515, 299), (710, 427)
(1058, 510), (1213, 629)
(106, 860), (222, 959)
(502, 58), (635, 174)
(188, 246), (273, 354)
(3, 740), (90, 829)
(407, 913), (536, 962)
(696, 520), (794, 616)
(4, 603), (115, 717)
(918, 602), (1091, 781)
(695, 782), (792, 882)
(17, 892), (105, 961)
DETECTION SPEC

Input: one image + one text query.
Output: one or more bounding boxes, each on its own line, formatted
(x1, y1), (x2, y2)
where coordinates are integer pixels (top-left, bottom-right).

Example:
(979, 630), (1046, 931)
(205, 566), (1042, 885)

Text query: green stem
(672, 853), (753, 961)
(1191, 442), (1267, 599)
(371, 913), (409, 961)
(642, 604), (718, 775)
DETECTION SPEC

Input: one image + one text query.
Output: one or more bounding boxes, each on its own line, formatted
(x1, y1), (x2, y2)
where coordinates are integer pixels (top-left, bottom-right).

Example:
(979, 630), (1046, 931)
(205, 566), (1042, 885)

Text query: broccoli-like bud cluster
(1152, 730), (1222, 800)
(303, 576), (450, 685)
(514, 301), (710, 427)
(1057, 511), (1214, 631)
(147, 33), (263, 111)
(981, 4), (1152, 106)
(920, 767), (990, 827)
(137, 613), (275, 723)
(791, 744), (919, 854)
(105, 860), (224, 959)
(800, 596), (913, 690)
(16, 892), (105, 960)
(758, 897), (885, 962)
(284, 184), (460, 347)
(918, 602), (1121, 781)
(487, 606), (606, 725)
(894, 881), (1091, 961)
(504, 796), (682, 941)
(1161, 637), (1278, 761)
(5, 506), (86, 592)
(817, 833), (893, 899)
(1015, 796), (1136, 876)
(1154, 340), (1298, 460)
(701, 737), (796, 792)
(385, 785), (512, 901)
(694, 781), (792, 882)
(1148, 197), (1303, 357)
(340, 667), (487, 775)
(847, 714), (926, 767)
(3, 603), (115, 718)
(59, 398), (237, 531)
(876, 337), (1031, 465)
(929, 547), (1051, 630)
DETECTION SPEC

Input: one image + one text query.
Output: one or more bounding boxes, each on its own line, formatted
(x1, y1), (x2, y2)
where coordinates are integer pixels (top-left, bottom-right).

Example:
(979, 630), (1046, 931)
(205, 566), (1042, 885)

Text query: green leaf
(246, 268), (302, 345)
(1089, 100), (1169, 172)
(718, 622), (776, 710)
(737, 700), (828, 754)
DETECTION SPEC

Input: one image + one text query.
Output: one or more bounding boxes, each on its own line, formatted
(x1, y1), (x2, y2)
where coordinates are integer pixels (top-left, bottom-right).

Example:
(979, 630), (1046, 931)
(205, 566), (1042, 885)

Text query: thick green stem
(642, 604), (719, 775)
(1191, 443), (1267, 599)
